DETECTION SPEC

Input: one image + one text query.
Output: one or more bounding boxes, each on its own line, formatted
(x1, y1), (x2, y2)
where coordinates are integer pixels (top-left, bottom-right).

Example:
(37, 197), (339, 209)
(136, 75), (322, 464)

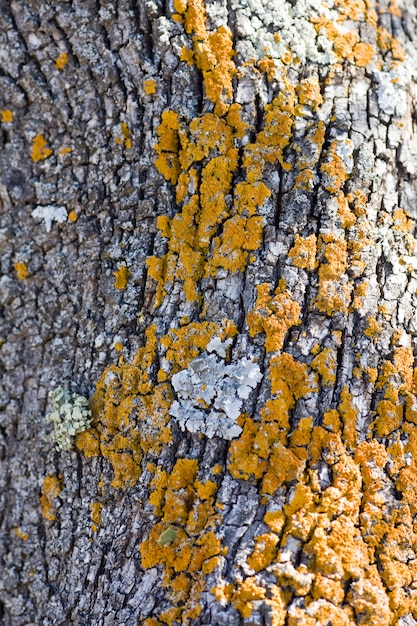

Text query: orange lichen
(288, 235), (317, 271)
(264, 510), (286, 533)
(393, 208), (413, 232)
(144, 78), (156, 95)
(31, 134), (53, 162)
(320, 141), (349, 194)
(13, 528), (29, 541)
(160, 320), (236, 374)
(229, 353), (316, 493)
(293, 118), (326, 191)
(315, 234), (352, 315)
(310, 348), (337, 386)
(90, 502), (102, 531)
(115, 122), (132, 149)
(247, 282), (301, 352)
(14, 262), (29, 280)
(76, 319), (239, 491)
(339, 386), (358, 449)
(68, 209), (77, 222)
(176, 0), (237, 115)
(220, 319), (417, 624)
(150, 8), (331, 309)
(40, 475), (62, 521)
(140, 458), (225, 624)
(113, 265), (131, 290)
(257, 55), (276, 81)
(72, 1), (417, 622)
(333, 31), (360, 61)
(154, 110), (181, 185)
(352, 280), (368, 310)
(230, 577), (266, 618)
(296, 77), (323, 110)
(149, 102), (277, 303)
(0, 109), (13, 123)
(77, 324), (172, 488)
(353, 42), (375, 67)
(244, 86), (297, 175)
(55, 52), (68, 70)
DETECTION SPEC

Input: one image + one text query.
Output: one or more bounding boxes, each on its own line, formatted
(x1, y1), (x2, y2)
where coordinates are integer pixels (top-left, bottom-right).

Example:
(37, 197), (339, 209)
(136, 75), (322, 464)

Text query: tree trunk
(1, 0), (417, 624)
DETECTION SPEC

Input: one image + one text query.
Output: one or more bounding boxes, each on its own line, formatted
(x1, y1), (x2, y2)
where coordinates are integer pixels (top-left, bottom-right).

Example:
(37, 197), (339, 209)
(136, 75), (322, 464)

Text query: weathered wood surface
(1, 0), (417, 624)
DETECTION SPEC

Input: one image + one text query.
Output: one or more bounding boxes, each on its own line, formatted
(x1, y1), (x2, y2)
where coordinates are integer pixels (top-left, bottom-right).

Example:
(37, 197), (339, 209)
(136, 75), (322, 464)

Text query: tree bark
(1, 0), (417, 624)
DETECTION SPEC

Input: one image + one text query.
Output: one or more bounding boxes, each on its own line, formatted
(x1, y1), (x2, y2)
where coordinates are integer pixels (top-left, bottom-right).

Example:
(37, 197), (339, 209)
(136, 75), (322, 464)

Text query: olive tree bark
(2, 0), (417, 624)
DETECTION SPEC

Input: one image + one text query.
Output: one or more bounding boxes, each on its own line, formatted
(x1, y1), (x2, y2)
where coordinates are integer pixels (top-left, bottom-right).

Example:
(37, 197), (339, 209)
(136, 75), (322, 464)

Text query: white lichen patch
(232, 0), (337, 65)
(169, 341), (262, 439)
(373, 69), (408, 118)
(32, 205), (67, 232)
(46, 386), (92, 451)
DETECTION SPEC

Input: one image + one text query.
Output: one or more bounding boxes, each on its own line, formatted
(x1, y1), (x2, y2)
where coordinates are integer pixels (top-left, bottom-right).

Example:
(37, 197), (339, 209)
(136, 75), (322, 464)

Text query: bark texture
(1, 0), (417, 624)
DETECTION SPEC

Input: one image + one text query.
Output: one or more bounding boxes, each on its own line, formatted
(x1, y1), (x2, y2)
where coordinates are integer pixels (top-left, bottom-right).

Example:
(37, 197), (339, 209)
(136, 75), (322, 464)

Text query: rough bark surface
(1, 0), (417, 624)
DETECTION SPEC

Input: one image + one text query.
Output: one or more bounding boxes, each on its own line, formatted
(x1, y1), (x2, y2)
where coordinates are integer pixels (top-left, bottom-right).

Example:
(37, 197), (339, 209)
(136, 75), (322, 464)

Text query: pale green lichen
(46, 386), (92, 451)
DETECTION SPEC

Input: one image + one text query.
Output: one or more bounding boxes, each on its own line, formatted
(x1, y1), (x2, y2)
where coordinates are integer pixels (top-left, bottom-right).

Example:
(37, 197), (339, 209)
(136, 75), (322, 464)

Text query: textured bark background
(1, 0), (417, 624)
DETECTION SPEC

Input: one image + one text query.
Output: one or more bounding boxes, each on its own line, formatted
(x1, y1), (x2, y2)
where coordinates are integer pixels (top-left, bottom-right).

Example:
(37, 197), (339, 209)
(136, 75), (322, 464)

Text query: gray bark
(1, 0), (417, 624)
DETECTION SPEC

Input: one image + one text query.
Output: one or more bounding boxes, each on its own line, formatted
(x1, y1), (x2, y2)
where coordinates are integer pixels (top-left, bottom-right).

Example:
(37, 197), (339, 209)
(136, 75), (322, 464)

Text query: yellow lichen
(296, 77), (323, 110)
(31, 134), (53, 162)
(140, 457), (225, 624)
(315, 234), (352, 315)
(264, 510), (285, 533)
(160, 320), (236, 374)
(310, 348), (337, 386)
(229, 353), (316, 494)
(113, 265), (131, 290)
(55, 52), (68, 70)
(288, 235), (318, 271)
(77, 324), (172, 488)
(115, 122), (132, 149)
(40, 475), (62, 521)
(176, 0), (237, 114)
(339, 386), (358, 449)
(90, 502), (102, 531)
(247, 282), (301, 352)
(231, 577), (266, 618)
(353, 42), (375, 67)
(0, 109), (13, 123)
(13, 528), (29, 541)
(72, 0), (417, 622)
(144, 78), (156, 94)
(149, 103), (275, 302)
(14, 262), (29, 280)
